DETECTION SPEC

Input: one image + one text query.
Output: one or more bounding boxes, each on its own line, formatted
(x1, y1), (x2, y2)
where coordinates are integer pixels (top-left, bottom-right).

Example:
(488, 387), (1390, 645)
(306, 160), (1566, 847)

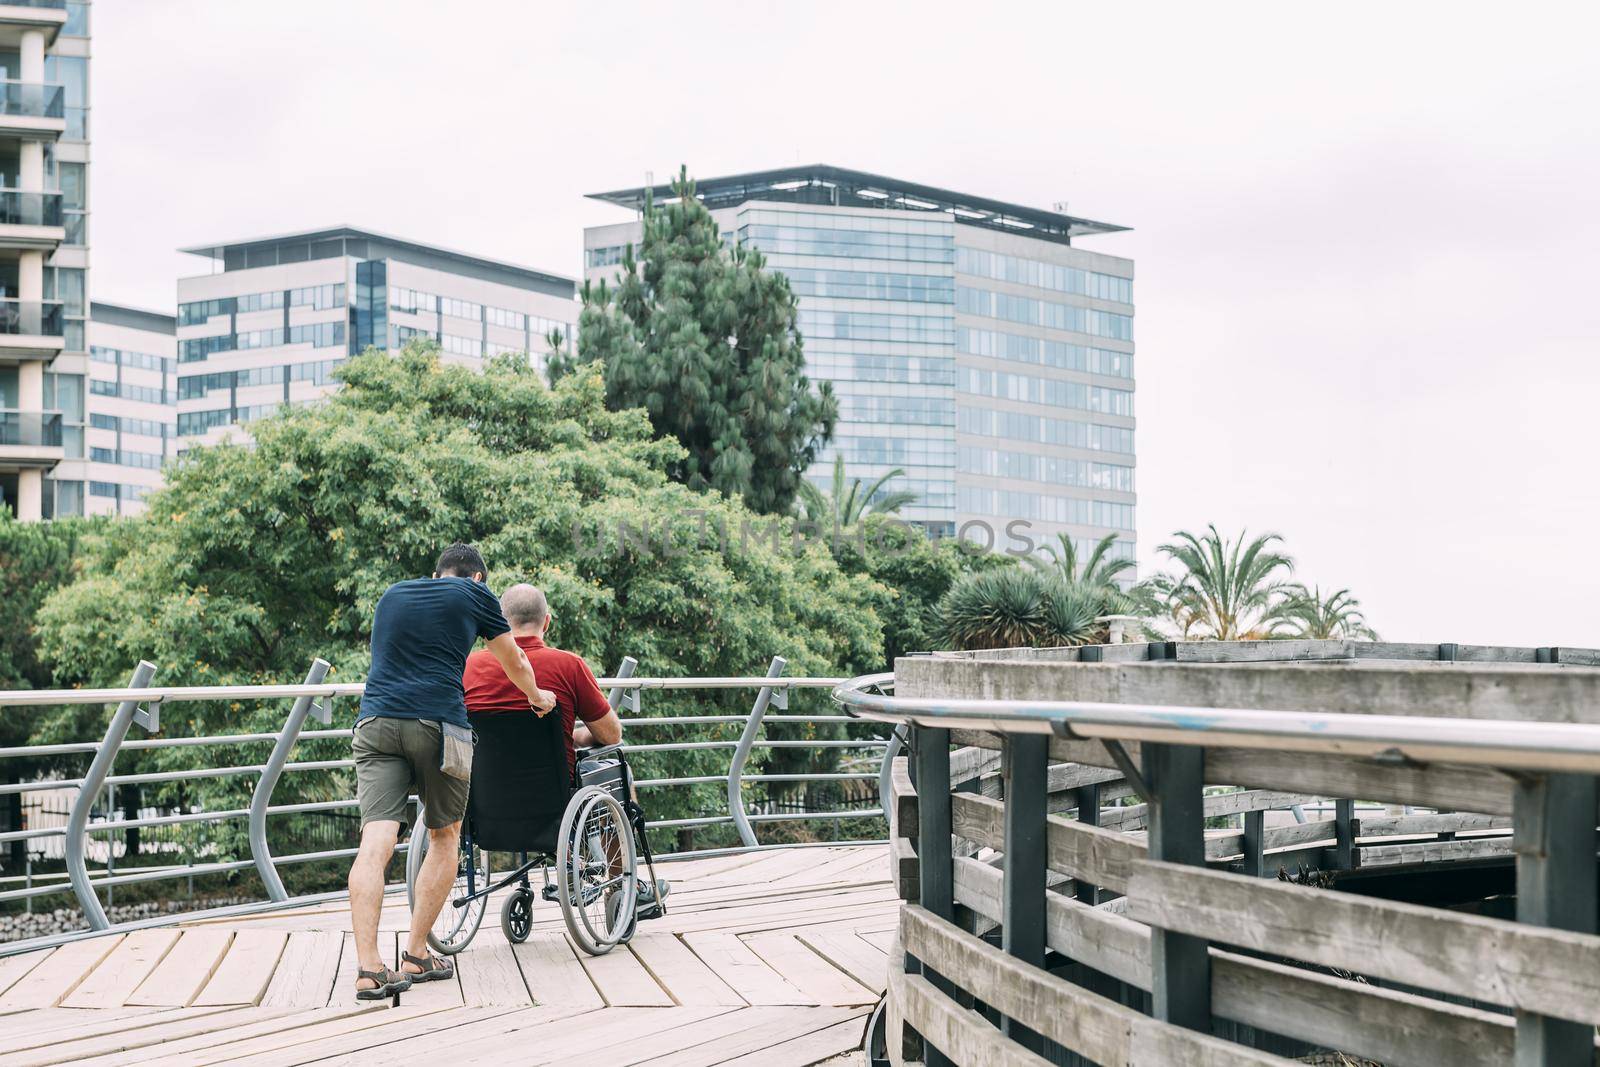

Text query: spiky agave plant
(1040, 578), (1105, 647)
(937, 567), (1051, 650)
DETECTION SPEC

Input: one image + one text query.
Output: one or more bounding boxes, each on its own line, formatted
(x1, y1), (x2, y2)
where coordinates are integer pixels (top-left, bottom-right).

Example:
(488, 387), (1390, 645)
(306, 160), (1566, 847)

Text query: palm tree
(1281, 584), (1378, 640)
(795, 456), (917, 527)
(1155, 525), (1296, 640)
(1031, 532), (1136, 593)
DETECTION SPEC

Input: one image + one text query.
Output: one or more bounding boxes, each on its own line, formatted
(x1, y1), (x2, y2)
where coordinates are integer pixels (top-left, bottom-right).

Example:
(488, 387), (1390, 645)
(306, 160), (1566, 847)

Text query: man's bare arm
(574, 709), (622, 749)
(485, 633), (556, 713)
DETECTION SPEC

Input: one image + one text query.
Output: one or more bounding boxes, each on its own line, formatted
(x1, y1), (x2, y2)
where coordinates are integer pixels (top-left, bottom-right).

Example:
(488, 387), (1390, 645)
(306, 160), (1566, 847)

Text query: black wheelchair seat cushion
(466, 710), (572, 854)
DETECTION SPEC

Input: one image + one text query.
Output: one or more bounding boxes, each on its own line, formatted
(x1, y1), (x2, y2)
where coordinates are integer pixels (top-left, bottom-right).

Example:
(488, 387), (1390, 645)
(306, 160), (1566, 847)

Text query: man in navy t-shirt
(346, 543), (555, 1000)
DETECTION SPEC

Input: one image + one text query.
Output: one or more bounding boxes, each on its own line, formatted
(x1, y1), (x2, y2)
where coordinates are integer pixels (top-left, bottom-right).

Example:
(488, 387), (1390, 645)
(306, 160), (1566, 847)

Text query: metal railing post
(877, 724), (907, 822)
(65, 660), (156, 931)
(1074, 781), (1101, 903)
(1143, 741), (1211, 1033)
(1000, 733), (1048, 1052)
(911, 723), (954, 1067)
(249, 658), (330, 902)
(605, 656), (638, 711)
(1512, 771), (1597, 1065)
(727, 657), (786, 849)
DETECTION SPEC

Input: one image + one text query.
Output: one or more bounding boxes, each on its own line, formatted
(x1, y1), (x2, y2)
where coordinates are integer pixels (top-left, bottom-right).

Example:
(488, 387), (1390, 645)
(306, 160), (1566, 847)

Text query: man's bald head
(501, 584), (549, 633)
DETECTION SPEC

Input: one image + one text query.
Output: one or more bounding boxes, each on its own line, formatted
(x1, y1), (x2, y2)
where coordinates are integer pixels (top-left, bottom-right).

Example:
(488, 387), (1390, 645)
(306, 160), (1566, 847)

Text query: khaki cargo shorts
(353, 716), (470, 831)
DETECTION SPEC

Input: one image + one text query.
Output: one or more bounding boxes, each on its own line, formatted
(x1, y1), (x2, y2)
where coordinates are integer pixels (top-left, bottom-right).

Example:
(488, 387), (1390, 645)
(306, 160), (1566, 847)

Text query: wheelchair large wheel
(557, 785), (637, 956)
(405, 811), (490, 955)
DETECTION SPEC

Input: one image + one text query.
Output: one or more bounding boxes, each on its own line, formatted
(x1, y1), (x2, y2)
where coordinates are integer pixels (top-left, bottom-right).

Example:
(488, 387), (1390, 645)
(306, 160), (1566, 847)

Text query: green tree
(1281, 584), (1378, 640)
(1154, 525), (1296, 640)
(0, 514), (104, 869)
(33, 341), (887, 859)
(796, 456), (917, 528)
(549, 167), (837, 515)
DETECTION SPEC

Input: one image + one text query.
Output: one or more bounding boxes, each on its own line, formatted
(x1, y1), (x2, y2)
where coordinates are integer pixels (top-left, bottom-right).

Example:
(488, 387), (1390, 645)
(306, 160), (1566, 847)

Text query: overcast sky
(91, 1), (1600, 647)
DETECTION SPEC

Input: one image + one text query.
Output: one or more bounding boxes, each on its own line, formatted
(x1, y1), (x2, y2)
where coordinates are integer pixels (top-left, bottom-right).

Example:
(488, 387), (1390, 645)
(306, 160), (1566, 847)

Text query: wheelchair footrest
(540, 885), (560, 903)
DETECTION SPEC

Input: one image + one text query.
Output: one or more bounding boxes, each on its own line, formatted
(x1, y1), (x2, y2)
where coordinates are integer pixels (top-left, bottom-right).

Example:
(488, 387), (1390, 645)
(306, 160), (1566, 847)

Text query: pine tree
(551, 167), (836, 514)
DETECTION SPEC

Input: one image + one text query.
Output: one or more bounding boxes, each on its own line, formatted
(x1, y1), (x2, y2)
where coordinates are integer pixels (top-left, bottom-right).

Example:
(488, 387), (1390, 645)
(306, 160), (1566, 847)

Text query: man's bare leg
(349, 820), (399, 990)
(403, 821), (461, 968)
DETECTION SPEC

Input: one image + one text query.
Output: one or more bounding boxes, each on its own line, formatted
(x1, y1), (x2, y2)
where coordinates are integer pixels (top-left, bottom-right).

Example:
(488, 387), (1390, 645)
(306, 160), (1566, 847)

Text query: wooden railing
(837, 639), (1600, 1067)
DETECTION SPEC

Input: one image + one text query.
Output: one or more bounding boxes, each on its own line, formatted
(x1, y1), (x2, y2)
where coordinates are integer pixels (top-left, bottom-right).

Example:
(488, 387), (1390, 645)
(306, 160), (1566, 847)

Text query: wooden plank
(0, 935), (124, 1010)
(745, 932), (878, 1005)
(1360, 837), (1514, 867)
(258, 929), (343, 1009)
(325, 930), (393, 1007)
(891, 968), (1053, 1067)
(60, 928), (182, 1009)
(898, 654), (1600, 723)
(300, 1006), (590, 1064)
(0, 948), (48, 999)
(3, 1008), (292, 1067)
(627, 930), (745, 1006)
(1100, 789), (1312, 831)
(1126, 858), (1600, 1027)
(955, 855), (1510, 1067)
(64, 1006), (380, 1067)
(890, 757), (916, 839)
(564, 936), (670, 1007)
(154, 1004), (460, 1067)
(511, 931), (605, 1009)
(0, 1006), (191, 1052)
(891, 836), (918, 901)
(127, 927), (235, 1007)
(625, 1006), (865, 1067)
(900, 904), (1294, 1066)
(951, 791), (1145, 892)
(454, 938), (533, 1007)
(191, 928), (288, 1007)
(683, 931), (810, 1005)
(796, 929), (889, 993)
(698, 1015), (869, 1066)
(395, 950), (464, 1010)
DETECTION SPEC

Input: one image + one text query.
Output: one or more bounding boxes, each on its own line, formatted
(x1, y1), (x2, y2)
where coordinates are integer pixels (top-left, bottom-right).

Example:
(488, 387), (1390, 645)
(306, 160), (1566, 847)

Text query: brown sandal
(355, 966), (412, 1000)
(401, 950), (454, 982)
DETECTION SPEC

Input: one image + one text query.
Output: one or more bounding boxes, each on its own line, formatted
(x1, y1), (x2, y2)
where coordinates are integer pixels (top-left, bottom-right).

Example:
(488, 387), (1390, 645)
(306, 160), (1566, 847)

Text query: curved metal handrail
(832, 672), (1600, 774)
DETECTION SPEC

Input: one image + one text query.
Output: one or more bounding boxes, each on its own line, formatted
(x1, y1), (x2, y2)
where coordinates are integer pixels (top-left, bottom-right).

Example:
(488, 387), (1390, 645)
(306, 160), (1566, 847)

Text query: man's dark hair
(434, 543), (488, 579)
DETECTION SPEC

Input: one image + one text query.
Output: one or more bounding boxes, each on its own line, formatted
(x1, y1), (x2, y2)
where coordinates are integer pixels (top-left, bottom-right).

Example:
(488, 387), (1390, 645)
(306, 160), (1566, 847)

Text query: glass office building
(175, 227), (575, 452)
(584, 166), (1135, 562)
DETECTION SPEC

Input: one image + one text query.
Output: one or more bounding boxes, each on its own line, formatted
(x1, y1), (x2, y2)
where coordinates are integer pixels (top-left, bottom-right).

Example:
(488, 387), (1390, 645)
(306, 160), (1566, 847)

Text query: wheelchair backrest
(466, 709), (572, 855)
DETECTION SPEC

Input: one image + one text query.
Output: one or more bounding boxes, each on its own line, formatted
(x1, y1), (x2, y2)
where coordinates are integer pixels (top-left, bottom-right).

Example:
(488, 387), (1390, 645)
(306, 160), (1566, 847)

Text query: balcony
(0, 1), (66, 47)
(0, 297), (63, 356)
(0, 409), (63, 466)
(0, 80), (63, 138)
(0, 188), (62, 247)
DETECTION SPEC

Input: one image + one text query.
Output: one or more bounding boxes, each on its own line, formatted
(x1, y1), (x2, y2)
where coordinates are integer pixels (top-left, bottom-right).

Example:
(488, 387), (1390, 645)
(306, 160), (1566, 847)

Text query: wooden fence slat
(1126, 859), (1600, 1027)
(890, 968), (1053, 1067)
(1099, 789), (1312, 832)
(952, 792), (1146, 893)
(954, 854), (1523, 1067)
(890, 758), (916, 840)
(899, 904), (1294, 1066)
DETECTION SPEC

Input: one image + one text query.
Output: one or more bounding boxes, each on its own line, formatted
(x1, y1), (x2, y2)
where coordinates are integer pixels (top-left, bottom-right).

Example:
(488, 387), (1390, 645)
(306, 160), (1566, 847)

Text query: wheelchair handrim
(557, 786), (637, 955)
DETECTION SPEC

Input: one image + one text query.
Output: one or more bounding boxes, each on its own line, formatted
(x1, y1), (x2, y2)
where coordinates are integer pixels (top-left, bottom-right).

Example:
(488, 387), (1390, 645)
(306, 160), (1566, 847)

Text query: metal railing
(0, 298), (63, 337)
(835, 641), (1600, 1067)
(0, 655), (893, 951)
(0, 189), (62, 227)
(0, 410), (62, 448)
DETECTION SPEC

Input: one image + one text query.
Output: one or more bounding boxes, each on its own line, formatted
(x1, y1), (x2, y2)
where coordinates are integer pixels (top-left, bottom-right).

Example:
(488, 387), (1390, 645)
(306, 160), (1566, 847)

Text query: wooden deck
(0, 845), (893, 1066)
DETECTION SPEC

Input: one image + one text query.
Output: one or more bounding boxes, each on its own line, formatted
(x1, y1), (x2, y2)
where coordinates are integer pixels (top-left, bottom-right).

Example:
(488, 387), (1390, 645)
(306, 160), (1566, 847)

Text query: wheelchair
(403, 707), (664, 957)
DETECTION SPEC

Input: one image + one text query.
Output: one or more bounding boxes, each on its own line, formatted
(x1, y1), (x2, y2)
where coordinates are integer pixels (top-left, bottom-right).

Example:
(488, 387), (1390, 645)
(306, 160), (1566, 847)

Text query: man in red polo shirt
(463, 584), (668, 908)
(463, 584), (619, 777)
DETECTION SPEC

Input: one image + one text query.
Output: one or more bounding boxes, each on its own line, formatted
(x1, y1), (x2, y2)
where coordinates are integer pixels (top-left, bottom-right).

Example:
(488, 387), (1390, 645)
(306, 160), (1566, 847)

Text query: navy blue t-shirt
(359, 576), (511, 728)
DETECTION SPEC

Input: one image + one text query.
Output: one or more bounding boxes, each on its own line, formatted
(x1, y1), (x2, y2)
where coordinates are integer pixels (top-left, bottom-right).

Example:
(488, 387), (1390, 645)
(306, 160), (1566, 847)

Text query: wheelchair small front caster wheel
(502, 888), (534, 943)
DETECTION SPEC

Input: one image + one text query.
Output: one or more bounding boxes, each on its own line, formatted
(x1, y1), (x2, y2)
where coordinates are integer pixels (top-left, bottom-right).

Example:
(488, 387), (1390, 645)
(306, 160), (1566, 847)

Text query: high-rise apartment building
(584, 166), (1136, 563)
(0, 0), (88, 520)
(82, 302), (174, 515)
(174, 227), (575, 449)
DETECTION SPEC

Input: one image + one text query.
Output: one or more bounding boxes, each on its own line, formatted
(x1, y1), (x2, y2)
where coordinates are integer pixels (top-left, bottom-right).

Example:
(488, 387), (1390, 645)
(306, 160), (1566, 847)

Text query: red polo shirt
(462, 634), (612, 776)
